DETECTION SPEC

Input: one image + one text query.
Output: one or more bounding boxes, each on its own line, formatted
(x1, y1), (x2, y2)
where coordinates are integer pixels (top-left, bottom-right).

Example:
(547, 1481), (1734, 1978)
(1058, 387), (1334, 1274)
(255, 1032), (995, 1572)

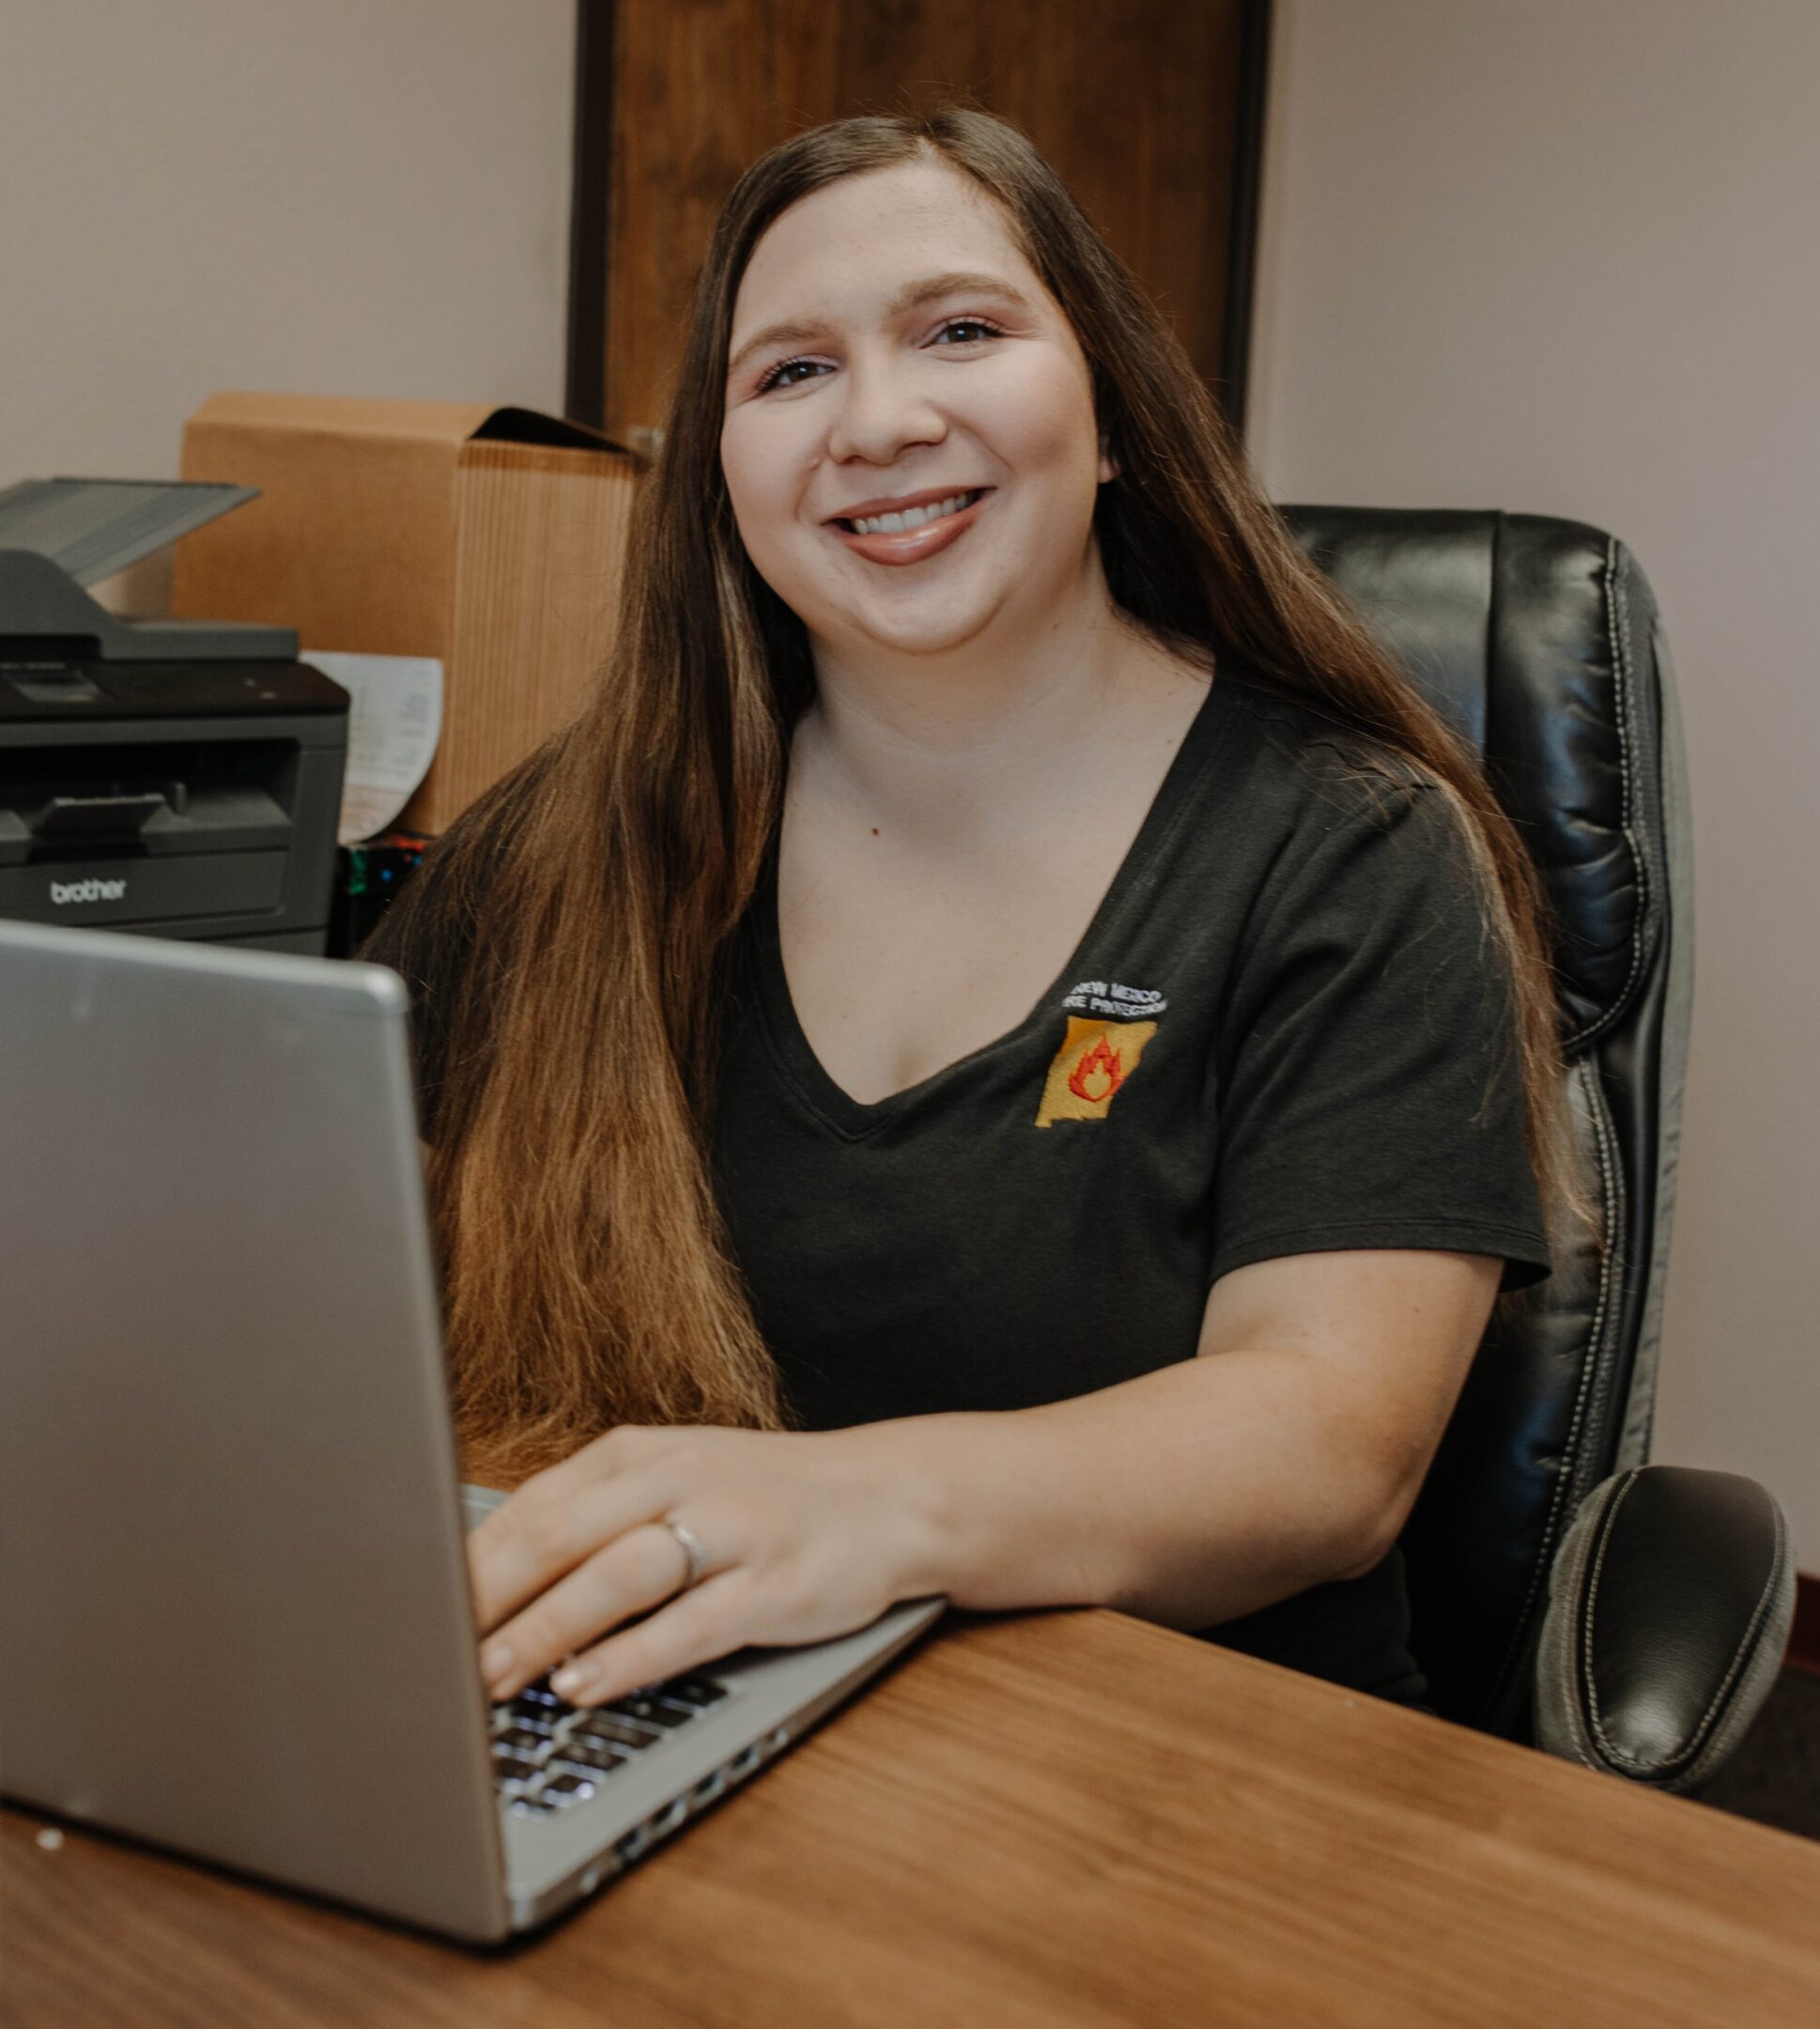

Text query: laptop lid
(0, 921), (509, 1939)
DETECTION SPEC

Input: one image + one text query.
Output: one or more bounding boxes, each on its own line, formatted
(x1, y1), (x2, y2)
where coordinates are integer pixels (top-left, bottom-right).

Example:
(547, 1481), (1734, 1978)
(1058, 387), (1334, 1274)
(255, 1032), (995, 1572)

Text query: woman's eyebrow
(726, 271), (1036, 382)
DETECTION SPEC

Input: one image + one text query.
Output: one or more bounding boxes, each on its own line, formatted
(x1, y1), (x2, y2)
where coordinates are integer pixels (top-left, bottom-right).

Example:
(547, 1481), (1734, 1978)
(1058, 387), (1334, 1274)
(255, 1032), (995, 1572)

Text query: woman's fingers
(467, 1426), (907, 1708)
(550, 1571), (752, 1707)
(482, 1521), (696, 1698)
(468, 1428), (702, 1632)
(470, 1467), (674, 1638)
(554, 1558), (896, 1707)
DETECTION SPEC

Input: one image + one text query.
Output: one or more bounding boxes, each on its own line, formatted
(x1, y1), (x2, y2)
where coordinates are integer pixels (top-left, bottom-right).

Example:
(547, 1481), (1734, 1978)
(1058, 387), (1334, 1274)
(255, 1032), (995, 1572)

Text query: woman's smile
(825, 485), (993, 565)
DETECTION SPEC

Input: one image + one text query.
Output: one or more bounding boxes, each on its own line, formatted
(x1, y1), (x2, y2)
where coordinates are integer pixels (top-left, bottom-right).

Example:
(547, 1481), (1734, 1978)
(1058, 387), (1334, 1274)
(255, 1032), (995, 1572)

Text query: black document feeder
(0, 482), (350, 954)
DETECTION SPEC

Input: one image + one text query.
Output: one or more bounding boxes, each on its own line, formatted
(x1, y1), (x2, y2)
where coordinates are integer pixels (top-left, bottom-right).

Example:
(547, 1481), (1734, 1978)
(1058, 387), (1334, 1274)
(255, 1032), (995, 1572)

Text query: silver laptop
(0, 918), (943, 1941)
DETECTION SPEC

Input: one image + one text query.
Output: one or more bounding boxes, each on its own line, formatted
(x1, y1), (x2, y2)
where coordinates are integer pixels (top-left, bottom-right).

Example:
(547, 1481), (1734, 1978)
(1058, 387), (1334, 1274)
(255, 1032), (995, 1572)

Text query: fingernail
(482, 1641), (514, 1684)
(551, 1665), (587, 1697)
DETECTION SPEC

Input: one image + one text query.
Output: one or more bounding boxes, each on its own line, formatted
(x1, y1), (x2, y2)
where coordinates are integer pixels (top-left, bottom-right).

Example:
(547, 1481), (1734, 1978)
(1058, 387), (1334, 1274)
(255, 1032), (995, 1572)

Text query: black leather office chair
(1279, 505), (1795, 1790)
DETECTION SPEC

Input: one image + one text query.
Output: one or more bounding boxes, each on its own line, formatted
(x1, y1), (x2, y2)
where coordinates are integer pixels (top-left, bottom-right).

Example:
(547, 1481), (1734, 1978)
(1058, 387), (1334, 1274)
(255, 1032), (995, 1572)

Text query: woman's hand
(468, 1422), (943, 1707)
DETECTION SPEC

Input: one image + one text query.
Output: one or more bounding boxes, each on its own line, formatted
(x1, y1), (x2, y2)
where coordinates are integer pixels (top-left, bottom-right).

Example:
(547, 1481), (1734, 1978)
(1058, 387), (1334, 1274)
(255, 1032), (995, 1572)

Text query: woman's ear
(1097, 429), (1119, 486)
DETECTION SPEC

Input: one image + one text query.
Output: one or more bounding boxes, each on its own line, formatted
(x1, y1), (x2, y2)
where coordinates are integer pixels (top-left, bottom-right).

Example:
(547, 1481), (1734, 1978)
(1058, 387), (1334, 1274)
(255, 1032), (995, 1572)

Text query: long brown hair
(392, 109), (1589, 1482)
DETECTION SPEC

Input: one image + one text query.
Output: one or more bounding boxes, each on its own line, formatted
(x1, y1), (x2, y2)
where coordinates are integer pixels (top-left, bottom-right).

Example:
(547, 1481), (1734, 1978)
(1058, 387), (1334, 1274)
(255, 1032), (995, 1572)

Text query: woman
(366, 110), (1581, 1715)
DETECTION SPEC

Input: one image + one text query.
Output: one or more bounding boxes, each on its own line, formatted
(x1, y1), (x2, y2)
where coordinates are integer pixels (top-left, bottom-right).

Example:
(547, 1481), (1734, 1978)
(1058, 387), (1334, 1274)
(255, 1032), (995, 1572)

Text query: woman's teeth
(846, 490), (979, 536)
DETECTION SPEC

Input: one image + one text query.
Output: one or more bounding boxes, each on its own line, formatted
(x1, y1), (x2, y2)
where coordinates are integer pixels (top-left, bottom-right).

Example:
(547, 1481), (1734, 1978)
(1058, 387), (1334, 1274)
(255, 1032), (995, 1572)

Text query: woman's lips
(826, 488), (991, 566)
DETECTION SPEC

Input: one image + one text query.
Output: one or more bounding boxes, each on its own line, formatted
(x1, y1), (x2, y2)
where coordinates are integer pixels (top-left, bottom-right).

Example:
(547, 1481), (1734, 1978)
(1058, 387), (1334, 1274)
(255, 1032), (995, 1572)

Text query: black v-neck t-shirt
(368, 667), (1551, 1707)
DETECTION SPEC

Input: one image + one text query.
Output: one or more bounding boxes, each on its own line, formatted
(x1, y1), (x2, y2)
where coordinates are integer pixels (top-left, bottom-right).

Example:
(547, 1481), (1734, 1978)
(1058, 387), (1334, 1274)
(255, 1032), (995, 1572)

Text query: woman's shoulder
(1210, 658), (1442, 833)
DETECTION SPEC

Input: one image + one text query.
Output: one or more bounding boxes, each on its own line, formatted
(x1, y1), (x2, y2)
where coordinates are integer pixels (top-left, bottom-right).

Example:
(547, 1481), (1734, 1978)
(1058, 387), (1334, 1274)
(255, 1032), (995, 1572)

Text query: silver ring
(658, 1518), (711, 1590)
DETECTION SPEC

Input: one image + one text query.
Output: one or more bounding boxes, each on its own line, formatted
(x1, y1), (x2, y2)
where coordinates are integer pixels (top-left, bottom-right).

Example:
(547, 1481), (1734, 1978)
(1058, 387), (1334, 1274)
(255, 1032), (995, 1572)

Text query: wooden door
(571, 0), (1266, 445)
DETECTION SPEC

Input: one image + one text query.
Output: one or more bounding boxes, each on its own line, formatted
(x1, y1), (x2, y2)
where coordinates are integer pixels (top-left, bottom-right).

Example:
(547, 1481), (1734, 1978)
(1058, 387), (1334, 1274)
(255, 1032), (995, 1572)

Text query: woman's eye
(931, 318), (1003, 348)
(750, 319), (1001, 392)
(755, 357), (828, 395)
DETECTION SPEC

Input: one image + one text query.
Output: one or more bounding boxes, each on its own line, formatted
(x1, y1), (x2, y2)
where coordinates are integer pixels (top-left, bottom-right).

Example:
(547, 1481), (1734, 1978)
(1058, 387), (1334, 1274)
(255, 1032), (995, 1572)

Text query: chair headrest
(1279, 506), (1666, 1053)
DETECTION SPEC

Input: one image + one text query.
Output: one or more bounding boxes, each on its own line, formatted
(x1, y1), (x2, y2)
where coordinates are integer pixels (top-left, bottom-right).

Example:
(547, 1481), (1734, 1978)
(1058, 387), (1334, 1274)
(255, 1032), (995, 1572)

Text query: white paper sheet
(306, 652), (444, 844)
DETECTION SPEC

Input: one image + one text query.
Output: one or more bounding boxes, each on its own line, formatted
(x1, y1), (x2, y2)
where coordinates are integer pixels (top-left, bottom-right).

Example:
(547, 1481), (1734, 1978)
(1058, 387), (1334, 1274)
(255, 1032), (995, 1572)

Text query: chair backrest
(1278, 506), (1691, 1735)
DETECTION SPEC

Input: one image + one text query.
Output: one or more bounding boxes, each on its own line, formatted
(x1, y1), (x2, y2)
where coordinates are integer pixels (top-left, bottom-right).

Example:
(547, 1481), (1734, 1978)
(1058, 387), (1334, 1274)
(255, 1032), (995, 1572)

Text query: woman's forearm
(838, 1348), (1398, 1634)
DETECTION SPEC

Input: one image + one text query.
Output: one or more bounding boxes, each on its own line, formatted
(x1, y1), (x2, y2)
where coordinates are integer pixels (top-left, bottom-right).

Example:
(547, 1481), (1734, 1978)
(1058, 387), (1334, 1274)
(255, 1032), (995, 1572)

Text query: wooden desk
(7, 1609), (1819, 2027)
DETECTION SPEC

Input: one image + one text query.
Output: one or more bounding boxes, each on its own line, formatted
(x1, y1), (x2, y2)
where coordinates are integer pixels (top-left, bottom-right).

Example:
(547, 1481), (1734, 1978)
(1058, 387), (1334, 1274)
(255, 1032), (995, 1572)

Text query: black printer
(0, 479), (348, 954)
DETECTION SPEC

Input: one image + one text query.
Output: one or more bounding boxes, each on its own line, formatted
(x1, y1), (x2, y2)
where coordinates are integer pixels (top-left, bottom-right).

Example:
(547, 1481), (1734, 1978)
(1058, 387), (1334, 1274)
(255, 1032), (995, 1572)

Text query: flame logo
(1067, 1032), (1125, 1104)
(1036, 1014), (1157, 1126)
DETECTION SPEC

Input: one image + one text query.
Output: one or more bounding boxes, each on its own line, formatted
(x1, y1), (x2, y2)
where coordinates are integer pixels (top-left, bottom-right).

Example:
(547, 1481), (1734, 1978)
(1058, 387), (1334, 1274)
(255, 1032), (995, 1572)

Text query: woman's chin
(816, 584), (1017, 662)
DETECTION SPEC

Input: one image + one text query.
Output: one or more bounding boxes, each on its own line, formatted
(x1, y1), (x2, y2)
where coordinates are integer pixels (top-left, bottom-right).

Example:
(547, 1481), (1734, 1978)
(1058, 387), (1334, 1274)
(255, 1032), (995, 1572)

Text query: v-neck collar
(748, 673), (1234, 1141)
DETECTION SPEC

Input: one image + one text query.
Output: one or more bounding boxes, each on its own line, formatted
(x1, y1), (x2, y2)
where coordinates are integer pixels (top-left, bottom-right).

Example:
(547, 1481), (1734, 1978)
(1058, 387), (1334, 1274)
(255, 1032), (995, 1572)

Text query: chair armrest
(1534, 1465), (1795, 1791)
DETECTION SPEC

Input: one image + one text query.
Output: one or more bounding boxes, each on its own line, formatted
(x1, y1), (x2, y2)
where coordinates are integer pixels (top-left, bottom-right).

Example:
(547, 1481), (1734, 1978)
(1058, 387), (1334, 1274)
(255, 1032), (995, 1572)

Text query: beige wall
(1251, 0), (1820, 1559)
(0, 0), (575, 606)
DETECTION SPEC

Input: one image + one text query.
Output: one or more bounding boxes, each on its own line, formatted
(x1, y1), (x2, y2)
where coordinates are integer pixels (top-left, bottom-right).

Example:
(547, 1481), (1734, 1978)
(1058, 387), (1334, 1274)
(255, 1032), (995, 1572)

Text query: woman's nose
(825, 358), (946, 467)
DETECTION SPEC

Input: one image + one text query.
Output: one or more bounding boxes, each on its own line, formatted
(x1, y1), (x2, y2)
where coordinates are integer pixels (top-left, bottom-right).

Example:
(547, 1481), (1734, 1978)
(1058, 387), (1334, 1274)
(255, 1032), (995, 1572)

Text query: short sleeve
(1209, 780), (1551, 1293)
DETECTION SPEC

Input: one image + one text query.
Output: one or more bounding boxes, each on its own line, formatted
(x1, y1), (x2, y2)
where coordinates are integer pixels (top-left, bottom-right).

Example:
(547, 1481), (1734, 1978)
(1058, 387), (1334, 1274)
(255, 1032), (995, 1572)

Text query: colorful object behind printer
(0, 478), (349, 954)
(331, 831), (431, 957)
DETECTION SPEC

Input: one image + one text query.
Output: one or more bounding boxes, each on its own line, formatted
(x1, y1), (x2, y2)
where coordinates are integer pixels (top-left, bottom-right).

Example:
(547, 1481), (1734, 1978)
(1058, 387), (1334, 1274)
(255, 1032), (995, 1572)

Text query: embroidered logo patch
(1035, 1014), (1160, 1127)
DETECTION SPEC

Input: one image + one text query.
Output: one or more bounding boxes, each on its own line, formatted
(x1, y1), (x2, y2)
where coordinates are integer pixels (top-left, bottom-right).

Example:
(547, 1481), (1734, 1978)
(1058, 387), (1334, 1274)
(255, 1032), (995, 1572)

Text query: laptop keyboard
(489, 1674), (729, 1818)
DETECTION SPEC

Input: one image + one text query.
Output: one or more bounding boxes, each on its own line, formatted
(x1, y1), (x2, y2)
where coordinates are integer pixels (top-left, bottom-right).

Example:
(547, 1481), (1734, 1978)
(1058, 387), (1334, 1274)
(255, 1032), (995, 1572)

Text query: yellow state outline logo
(1035, 1016), (1159, 1127)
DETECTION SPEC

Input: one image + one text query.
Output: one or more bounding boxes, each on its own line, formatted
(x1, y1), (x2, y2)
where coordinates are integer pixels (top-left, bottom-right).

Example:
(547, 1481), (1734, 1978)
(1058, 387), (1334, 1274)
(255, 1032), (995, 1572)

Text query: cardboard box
(171, 393), (640, 834)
